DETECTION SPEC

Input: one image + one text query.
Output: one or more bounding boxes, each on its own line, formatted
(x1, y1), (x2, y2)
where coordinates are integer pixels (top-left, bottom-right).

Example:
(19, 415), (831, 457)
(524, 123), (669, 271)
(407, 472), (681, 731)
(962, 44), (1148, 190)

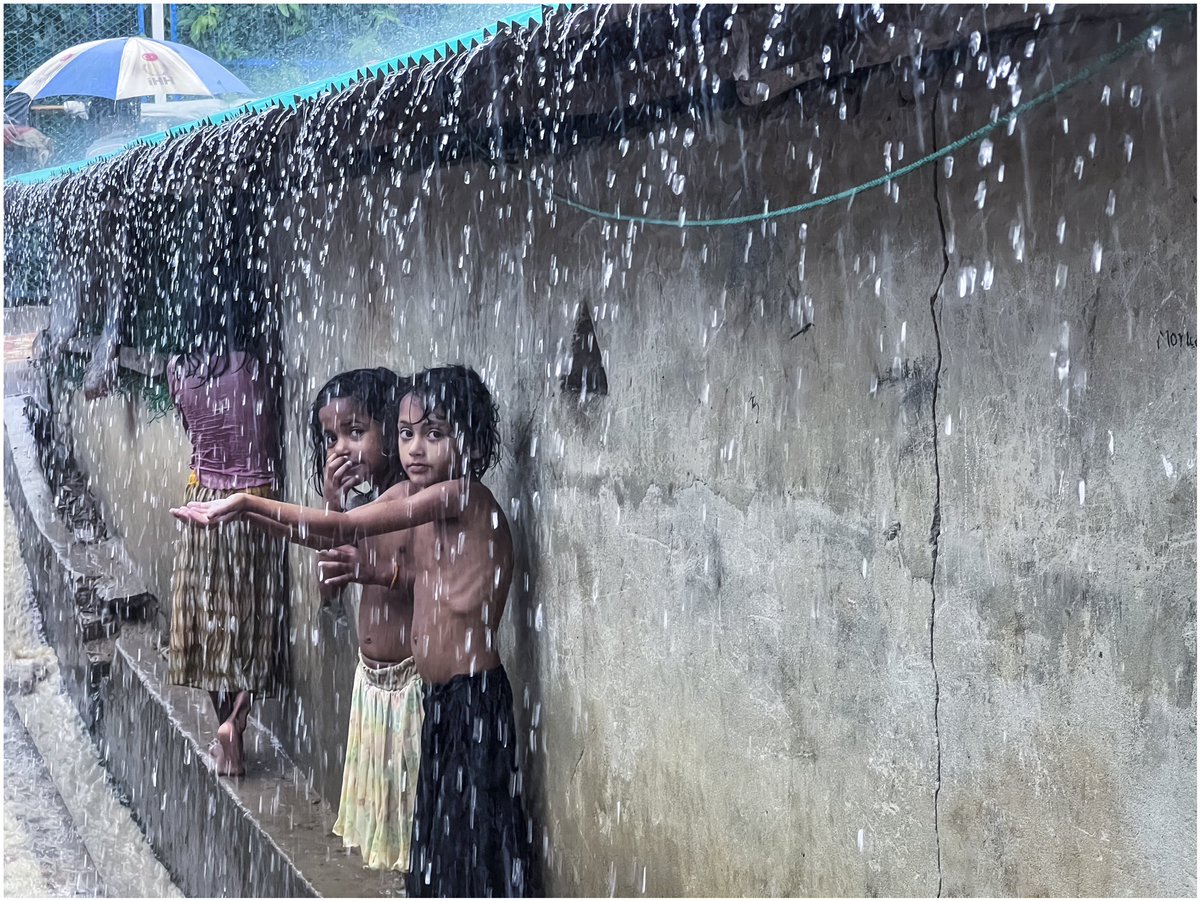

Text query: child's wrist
(322, 478), (340, 507)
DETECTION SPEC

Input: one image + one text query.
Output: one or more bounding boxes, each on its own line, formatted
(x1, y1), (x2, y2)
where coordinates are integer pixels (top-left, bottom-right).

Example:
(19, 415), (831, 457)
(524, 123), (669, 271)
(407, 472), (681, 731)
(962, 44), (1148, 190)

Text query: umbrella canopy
(11, 36), (251, 101)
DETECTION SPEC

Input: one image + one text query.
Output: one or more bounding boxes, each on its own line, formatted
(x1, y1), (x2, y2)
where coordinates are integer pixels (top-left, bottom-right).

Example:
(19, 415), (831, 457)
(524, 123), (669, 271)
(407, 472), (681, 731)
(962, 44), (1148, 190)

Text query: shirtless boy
(173, 365), (538, 897)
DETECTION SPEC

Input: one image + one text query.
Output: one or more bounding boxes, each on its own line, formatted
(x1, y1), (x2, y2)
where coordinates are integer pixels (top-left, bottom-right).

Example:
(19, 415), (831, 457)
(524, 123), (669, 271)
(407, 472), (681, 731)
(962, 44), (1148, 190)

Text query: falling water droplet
(978, 138), (993, 167)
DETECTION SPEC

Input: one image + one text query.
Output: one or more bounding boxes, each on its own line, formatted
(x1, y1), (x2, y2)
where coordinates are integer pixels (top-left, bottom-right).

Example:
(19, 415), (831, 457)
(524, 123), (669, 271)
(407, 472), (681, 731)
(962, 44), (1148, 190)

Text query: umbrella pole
(151, 3), (167, 105)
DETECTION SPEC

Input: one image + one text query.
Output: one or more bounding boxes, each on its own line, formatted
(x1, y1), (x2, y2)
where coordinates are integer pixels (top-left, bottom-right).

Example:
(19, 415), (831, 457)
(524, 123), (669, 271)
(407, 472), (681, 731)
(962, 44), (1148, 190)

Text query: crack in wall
(926, 73), (950, 898)
(570, 725), (598, 783)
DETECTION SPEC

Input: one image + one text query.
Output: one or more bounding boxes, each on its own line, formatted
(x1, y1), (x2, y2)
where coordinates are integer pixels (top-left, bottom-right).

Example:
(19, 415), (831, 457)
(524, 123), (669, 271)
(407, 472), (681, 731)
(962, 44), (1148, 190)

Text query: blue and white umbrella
(11, 36), (251, 101)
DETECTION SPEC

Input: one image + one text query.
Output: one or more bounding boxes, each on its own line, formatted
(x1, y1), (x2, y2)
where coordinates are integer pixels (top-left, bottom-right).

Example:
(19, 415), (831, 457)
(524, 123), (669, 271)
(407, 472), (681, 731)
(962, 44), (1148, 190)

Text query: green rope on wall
(552, 12), (1184, 229)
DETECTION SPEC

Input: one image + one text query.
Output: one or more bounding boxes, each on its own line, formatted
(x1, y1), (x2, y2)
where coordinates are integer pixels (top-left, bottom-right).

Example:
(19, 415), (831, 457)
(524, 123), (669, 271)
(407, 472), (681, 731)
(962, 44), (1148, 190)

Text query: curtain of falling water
(3, 500), (182, 898)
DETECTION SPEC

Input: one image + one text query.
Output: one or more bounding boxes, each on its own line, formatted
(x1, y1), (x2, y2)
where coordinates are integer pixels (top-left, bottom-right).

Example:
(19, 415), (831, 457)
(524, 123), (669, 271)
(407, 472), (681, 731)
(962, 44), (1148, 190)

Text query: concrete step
(3, 393), (139, 728)
(106, 626), (405, 898)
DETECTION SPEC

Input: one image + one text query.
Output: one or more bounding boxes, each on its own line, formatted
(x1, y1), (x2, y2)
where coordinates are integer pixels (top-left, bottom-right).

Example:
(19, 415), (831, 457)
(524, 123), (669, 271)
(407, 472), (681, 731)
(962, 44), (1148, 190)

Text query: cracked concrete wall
(260, 10), (1193, 897)
(55, 6), (1193, 896)
(928, 12), (1197, 896)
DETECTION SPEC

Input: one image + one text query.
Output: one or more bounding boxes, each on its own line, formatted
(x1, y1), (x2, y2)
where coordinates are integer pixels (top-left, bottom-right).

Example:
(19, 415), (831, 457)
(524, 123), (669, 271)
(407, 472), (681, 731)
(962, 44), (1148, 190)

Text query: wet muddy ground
(3, 699), (105, 897)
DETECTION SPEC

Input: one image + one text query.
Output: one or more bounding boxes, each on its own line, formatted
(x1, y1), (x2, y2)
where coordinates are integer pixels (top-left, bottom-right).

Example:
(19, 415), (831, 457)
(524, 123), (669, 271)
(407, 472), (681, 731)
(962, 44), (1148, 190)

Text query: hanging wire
(547, 13), (1181, 229)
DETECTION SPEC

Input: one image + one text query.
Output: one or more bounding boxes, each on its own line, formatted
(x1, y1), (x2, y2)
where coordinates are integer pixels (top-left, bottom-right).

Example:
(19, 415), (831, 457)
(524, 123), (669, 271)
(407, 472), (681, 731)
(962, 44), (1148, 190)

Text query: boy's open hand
(169, 496), (243, 527)
(324, 451), (367, 509)
(317, 544), (389, 588)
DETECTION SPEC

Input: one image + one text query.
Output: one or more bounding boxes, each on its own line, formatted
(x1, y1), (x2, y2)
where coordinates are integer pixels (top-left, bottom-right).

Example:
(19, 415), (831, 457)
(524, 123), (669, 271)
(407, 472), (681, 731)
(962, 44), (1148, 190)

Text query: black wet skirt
(406, 666), (539, 897)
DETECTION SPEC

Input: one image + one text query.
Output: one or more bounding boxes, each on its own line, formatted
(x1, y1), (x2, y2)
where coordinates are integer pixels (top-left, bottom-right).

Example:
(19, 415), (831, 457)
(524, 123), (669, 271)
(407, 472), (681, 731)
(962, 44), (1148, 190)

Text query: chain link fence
(4, 4), (141, 176)
(5, 4), (538, 178)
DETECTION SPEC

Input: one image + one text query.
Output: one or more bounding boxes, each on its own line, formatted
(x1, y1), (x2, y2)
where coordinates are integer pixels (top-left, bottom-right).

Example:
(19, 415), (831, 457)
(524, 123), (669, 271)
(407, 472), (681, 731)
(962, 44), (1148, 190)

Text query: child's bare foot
(212, 723), (245, 777)
(206, 739), (241, 776)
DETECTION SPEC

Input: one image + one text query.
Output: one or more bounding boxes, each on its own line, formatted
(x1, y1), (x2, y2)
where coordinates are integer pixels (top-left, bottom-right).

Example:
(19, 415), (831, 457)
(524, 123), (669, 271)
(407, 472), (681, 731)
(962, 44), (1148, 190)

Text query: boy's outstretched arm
(170, 479), (466, 543)
(241, 511), (343, 549)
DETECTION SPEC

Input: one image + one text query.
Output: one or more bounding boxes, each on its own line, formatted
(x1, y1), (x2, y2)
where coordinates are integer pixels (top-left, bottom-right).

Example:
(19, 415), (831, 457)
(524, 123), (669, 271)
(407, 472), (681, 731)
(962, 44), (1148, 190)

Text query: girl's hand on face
(317, 544), (388, 588)
(323, 451), (366, 508)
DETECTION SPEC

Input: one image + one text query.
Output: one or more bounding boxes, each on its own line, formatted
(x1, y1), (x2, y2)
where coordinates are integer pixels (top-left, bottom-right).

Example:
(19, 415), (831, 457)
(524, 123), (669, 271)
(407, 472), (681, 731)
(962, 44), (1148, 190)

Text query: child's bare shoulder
(463, 479), (498, 505)
(376, 480), (419, 502)
(464, 481), (508, 527)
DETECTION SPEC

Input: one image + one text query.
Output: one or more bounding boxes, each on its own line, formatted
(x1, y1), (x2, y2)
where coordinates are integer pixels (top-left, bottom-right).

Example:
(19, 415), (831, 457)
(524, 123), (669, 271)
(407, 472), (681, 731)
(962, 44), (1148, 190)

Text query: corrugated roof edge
(5, 4), (567, 187)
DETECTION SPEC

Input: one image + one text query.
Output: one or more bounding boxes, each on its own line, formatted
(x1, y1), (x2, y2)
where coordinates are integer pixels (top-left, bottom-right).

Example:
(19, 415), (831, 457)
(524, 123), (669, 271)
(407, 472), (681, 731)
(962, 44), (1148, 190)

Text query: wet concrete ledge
(107, 628), (405, 898)
(5, 394), (404, 898)
(3, 393), (128, 729)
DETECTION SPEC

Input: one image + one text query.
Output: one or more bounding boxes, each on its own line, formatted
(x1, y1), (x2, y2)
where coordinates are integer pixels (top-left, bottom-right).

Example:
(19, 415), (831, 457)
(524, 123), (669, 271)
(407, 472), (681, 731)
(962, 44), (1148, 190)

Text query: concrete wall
(54, 8), (1194, 896)
(930, 18), (1197, 895)
(61, 390), (185, 608)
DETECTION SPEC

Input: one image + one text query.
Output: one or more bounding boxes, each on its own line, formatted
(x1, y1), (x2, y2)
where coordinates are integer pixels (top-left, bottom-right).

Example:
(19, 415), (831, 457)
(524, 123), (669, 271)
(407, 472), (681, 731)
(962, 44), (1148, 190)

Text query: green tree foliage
(176, 4), (308, 62)
(170, 3), (535, 95)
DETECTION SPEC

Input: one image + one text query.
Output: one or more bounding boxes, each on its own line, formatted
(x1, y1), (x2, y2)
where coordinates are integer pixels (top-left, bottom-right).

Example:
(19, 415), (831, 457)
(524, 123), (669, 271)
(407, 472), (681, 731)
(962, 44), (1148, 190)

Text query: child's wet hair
(405, 365), (500, 479)
(308, 367), (409, 495)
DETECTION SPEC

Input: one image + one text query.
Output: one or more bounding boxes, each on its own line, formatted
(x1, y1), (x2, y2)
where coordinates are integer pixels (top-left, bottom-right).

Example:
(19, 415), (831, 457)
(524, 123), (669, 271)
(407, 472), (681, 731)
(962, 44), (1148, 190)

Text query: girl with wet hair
(171, 249), (264, 381)
(402, 364), (501, 480)
(165, 290), (284, 778)
(307, 367), (406, 505)
(307, 367), (426, 874)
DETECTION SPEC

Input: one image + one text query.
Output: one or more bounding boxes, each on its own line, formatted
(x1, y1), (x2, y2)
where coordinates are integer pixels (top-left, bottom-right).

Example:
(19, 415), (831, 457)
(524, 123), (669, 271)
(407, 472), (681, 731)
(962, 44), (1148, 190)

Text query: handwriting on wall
(1158, 329), (1196, 350)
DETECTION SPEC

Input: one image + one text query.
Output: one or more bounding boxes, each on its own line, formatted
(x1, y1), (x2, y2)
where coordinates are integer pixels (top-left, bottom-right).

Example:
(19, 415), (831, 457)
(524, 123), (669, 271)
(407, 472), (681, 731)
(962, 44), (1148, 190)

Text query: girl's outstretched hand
(170, 496), (243, 527)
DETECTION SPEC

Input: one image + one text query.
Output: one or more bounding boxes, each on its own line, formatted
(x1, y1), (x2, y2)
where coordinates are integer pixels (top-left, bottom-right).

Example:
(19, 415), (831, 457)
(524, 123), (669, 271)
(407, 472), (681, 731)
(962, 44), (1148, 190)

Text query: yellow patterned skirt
(167, 476), (285, 696)
(333, 653), (424, 871)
